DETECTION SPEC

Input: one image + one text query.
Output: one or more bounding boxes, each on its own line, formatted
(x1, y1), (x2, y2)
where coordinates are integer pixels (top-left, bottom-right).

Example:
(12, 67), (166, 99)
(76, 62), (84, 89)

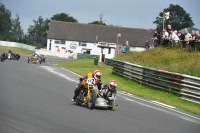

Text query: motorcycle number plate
(87, 78), (95, 85)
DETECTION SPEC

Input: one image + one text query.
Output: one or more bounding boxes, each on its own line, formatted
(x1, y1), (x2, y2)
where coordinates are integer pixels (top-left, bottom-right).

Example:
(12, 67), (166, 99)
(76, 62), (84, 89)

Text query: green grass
(0, 46), (34, 55)
(115, 47), (200, 77)
(54, 59), (200, 116)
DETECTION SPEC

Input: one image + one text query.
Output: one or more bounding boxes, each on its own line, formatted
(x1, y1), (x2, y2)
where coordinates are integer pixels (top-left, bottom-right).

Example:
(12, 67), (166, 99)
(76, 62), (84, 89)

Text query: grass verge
(0, 46), (33, 55)
(53, 59), (200, 116)
(115, 47), (200, 77)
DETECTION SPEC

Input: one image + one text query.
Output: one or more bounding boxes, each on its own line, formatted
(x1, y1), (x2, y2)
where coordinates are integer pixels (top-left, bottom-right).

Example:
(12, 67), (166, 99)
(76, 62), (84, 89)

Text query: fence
(111, 60), (200, 104)
(77, 53), (97, 59)
(105, 58), (114, 66)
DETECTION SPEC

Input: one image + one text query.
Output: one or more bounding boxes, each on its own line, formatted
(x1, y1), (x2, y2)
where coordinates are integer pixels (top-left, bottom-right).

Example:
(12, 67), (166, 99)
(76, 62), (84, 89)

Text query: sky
(1, 0), (200, 33)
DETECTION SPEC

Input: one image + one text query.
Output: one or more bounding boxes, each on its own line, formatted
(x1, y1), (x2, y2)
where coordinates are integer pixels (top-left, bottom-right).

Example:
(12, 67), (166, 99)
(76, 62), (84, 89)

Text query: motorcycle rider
(71, 70), (102, 102)
(101, 80), (117, 104)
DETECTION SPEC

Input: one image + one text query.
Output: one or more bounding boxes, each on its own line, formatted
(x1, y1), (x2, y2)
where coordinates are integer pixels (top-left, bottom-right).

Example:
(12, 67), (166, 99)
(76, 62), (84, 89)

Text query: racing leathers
(101, 84), (117, 103)
(72, 76), (102, 101)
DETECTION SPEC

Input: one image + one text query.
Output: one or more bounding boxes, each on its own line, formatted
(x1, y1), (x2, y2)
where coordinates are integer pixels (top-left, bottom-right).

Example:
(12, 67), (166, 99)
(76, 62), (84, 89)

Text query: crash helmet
(109, 80), (117, 91)
(93, 70), (102, 80)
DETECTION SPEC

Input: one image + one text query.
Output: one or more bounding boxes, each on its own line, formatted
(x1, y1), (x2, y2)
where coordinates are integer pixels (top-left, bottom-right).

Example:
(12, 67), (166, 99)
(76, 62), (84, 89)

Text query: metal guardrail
(105, 58), (114, 66)
(112, 60), (200, 104)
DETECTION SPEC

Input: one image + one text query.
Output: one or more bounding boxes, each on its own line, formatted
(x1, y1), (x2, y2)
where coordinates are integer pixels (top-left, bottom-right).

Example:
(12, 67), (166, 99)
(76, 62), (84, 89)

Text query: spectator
(195, 31), (200, 51)
(145, 40), (150, 50)
(115, 44), (119, 54)
(167, 24), (172, 36)
(189, 30), (199, 50)
(123, 45), (127, 52)
(161, 29), (169, 47)
(152, 31), (159, 47)
(149, 43), (155, 49)
(195, 31), (200, 41)
(183, 28), (192, 48)
(119, 44), (123, 53)
(169, 29), (180, 47)
(156, 32), (161, 46)
(126, 43), (130, 52)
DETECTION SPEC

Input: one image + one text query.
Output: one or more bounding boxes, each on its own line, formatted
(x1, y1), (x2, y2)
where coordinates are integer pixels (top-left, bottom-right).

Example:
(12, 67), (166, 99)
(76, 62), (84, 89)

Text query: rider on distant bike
(71, 70), (102, 102)
(101, 80), (117, 103)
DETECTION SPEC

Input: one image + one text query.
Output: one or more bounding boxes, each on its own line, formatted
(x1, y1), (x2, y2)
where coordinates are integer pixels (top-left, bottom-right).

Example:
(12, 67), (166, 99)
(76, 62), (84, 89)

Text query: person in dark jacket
(101, 80), (117, 103)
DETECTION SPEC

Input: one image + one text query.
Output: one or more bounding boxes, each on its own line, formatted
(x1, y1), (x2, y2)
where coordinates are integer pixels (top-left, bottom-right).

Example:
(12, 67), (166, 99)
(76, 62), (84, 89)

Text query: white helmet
(93, 70), (102, 80)
(109, 80), (117, 91)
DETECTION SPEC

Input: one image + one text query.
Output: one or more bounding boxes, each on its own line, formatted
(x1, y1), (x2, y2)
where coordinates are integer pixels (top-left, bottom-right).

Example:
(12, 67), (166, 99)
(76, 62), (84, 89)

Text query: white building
(47, 20), (151, 61)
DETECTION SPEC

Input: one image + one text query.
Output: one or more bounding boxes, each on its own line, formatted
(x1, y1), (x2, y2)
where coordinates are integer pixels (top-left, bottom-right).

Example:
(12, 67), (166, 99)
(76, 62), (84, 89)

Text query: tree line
(0, 2), (194, 48)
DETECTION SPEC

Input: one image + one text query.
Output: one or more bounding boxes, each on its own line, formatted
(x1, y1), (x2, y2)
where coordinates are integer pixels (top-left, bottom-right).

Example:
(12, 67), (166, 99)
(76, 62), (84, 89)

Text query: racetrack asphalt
(0, 55), (200, 133)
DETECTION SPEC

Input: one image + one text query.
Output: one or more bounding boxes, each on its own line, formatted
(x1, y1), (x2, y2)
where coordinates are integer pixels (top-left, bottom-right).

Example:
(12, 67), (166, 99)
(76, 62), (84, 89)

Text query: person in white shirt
(182, 28), (192, 48)
(184, 28), (192, 42)
(169, 29), (180, 47)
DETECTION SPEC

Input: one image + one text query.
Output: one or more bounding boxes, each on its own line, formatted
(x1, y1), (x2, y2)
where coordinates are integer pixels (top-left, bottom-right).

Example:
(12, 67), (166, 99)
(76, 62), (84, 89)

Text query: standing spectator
(152, 31), (159, 47)
(189, 30), (198, 50)
(169, 29), (179, 47)
(195, 31), (200, 51)
(115, 44), (119, 54)
(156, 32), (161, 47)
(119, 44), (124, 53)
(123, 45), (127, 53)
(145, 40), (150, 50)
(167, 24), (172, 36)
(161, 29), (169, 47)
(195, 31), (200, 41)
(183, 28), (192, 48)
(126, 43), (130, 52)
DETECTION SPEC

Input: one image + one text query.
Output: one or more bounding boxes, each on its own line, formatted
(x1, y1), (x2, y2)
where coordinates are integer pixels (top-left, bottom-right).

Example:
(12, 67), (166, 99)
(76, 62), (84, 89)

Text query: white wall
(47, 39), (116, 60)
(0, 41), (36, 51)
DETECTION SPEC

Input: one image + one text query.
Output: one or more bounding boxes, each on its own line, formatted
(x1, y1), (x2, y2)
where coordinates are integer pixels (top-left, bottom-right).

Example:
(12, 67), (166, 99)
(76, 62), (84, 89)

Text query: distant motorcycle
(6, 52), (20, 60)
(0, 53), (6, 62)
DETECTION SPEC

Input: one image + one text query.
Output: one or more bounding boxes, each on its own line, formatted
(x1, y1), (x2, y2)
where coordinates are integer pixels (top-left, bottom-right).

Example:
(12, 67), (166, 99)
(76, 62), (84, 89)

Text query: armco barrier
(77, 53), (97, 59)
(112, 60), (200, 104)
(105, 58), (114, 66)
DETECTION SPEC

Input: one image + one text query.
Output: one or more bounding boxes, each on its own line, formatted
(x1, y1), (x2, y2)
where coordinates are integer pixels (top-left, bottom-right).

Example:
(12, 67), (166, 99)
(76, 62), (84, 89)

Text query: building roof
(48, 20), (152, 47)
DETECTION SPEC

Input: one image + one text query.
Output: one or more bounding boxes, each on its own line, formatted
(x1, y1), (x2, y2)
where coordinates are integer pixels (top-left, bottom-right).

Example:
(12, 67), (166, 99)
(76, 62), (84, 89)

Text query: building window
(60, 40), (65, 44)
(80, 42), (87, 47)
(54, 40), (65, 44)
(55, 40), (60, 44)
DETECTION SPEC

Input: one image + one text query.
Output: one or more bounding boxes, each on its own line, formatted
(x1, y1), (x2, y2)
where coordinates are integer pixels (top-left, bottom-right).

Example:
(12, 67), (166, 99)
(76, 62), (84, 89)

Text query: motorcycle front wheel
(87, 89), (96, 110)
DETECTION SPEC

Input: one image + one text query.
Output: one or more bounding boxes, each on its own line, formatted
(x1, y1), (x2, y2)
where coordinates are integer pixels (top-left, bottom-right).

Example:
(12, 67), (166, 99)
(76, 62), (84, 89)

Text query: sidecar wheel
(88, 89), (96, 110)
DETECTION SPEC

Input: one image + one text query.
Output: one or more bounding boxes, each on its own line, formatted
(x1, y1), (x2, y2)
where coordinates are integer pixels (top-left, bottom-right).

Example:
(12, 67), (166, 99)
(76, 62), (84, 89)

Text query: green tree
(89, 21), (106, 26)
(51, 13), (78, 22)
(153, 4), (194, 31)
(28, 16), (50, 47)
(0, 2), (12, 40)
(11, 14), (24, 42)
(89, 12), (106, 26)
(28, 16), (49, 37)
